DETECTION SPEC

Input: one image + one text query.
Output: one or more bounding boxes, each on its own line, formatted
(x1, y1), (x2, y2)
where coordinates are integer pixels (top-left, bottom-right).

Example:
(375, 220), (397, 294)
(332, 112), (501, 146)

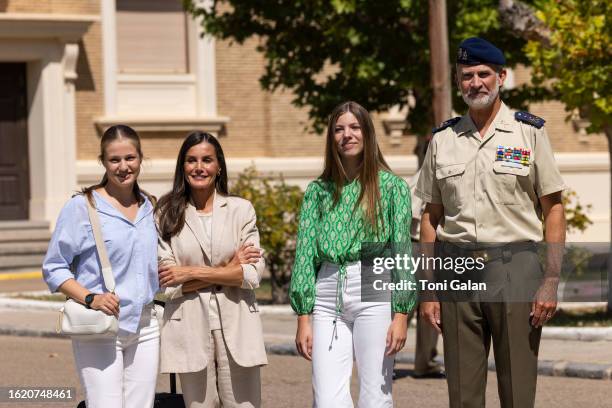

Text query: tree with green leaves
(524, 0), (610, 221)
(186, 0), (549, 141)
(189, 0), (607, 304)
(501, 0), (609, 163)
(500, 0), (611, 312)
(231, 166), (303, 303)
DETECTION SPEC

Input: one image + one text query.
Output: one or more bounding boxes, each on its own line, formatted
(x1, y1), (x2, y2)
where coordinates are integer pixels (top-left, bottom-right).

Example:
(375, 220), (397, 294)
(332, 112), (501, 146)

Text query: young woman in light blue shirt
(43, 125), (159, 408)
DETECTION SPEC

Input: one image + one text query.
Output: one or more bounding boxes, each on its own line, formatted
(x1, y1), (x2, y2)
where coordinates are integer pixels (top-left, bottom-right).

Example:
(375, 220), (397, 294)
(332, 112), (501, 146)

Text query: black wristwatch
(84, 293), (96, 309)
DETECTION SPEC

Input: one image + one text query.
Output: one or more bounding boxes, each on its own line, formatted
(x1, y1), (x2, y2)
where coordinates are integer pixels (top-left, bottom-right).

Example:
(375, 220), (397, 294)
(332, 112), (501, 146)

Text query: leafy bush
(563, 189), (592, 234)
(231, 166), (304, 303)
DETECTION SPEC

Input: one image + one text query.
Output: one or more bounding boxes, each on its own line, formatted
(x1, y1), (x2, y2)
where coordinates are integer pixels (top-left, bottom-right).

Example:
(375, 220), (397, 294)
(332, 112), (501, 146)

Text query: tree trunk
(271, 280), (290, 304)
(606, 127), (612, 314)
(428, 0), (452, 127)
(498, 0), (551, 46)
(270, 263), (291, 304)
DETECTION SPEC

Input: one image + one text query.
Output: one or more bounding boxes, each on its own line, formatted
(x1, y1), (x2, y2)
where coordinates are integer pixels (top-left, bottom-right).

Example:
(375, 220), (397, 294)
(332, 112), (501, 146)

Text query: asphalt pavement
(0, 335), (611, 408)
(1, 272), (611, 395)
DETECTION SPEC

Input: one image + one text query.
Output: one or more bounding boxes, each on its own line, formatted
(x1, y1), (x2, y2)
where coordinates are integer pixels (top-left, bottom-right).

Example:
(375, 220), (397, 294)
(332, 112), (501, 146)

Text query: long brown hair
(156, 131), (229, 242)
(81, 124), (152, 207)
(320, 101), (391, 232)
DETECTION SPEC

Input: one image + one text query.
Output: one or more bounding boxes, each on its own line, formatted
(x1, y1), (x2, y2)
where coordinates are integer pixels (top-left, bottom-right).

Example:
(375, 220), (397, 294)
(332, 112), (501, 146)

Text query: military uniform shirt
(415, 102), (566, 243)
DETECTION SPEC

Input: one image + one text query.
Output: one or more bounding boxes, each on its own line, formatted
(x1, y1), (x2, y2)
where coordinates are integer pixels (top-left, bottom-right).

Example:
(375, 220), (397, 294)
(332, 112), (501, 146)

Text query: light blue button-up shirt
(43, 191), (159, 333)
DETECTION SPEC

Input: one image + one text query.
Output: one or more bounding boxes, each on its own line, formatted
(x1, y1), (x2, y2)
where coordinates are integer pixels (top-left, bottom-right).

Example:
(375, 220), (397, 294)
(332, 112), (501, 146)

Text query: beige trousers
(179, 330), (261, 408)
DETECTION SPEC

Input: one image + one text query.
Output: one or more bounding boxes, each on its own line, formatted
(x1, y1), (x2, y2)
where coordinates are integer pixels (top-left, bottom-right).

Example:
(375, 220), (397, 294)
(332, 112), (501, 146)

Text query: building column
(33, 42), (80, 228)
(61, 41), (79, 196)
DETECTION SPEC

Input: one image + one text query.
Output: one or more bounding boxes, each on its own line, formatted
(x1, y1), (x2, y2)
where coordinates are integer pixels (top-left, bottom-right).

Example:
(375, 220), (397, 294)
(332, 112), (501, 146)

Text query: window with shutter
(116, 0), (189, 74)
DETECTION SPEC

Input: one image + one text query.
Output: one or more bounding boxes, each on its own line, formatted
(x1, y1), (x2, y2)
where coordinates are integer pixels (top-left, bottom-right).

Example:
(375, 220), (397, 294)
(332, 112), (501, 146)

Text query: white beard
(462, 78), (501, 109)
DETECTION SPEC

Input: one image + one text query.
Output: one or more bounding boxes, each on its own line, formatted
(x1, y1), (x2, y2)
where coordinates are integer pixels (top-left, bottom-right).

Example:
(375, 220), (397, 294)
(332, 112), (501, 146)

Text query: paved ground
(1, 275), (611, 407)
(0, 335), (610, 408)
(262, 313), (612, 366)
(4, 308), (612, 367)
(0, 278), (47, 293)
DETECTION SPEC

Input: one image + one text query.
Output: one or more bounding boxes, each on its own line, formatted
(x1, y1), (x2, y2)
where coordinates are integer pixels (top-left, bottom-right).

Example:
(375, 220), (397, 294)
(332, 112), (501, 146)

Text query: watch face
(85, 294), (95, 305)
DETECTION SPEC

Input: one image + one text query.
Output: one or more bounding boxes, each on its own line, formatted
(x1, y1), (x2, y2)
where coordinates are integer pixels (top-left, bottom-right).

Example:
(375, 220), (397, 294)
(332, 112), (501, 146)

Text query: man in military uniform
(416, 37), (566, 407)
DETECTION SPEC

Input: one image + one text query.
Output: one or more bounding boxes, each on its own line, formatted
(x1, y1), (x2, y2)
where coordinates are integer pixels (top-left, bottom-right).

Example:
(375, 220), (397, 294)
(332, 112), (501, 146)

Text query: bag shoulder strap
(84, 195), (116, 292)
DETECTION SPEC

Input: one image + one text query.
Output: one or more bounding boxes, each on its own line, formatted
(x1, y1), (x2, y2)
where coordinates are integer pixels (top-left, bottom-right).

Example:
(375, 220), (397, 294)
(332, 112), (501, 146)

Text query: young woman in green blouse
(289, 101), (416, 407)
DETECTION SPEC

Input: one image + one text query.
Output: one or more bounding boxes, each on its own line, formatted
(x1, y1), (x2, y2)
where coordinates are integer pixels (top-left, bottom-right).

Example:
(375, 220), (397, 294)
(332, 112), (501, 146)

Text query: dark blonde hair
(81, 124), (151, 206)
(320, 101), (391, 232)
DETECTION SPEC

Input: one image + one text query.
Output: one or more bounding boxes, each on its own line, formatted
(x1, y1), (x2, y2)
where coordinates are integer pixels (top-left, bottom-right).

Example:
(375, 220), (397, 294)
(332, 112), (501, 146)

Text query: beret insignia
(432, 117), (461, 134)
(515, 111), (545, 129)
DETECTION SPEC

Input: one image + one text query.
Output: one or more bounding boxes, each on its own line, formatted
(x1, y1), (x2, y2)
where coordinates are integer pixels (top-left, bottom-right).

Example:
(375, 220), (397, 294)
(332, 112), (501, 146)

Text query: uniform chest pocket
(492, 161), (530, 205)
(435, 163), (467, 206)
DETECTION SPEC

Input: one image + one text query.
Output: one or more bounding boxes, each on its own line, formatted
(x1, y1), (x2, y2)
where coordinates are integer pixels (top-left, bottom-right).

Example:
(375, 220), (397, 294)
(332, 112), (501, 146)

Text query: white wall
(558, 153), (610, 242)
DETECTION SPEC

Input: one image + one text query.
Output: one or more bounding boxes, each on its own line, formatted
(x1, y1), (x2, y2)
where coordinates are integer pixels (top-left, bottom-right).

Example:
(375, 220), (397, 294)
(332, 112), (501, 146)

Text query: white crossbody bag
(56, 196), (119, 337)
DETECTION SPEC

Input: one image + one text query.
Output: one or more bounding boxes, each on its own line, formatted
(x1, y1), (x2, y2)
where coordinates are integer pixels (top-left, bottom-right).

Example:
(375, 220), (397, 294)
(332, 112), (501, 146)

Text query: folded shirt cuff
(45, 269), (74, 293)
(241, 264), (260, 289)
(164, 284), (183, 300)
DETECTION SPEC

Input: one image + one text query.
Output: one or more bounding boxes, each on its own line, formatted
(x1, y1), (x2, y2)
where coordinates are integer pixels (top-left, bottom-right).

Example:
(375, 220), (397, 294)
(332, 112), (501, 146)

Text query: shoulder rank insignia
(432, 117), (461, 134)
(515, 111), (545, 129)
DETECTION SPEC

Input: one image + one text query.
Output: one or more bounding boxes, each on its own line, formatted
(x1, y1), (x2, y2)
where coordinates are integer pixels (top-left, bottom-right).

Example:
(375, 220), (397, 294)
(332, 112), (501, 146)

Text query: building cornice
(0, 13), (98, 41)
(94, 116), (230, 134)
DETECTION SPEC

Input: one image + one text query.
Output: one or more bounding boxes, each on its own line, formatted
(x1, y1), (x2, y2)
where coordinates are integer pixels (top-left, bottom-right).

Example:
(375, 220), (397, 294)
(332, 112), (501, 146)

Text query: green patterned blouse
(289, 170), (417, 315)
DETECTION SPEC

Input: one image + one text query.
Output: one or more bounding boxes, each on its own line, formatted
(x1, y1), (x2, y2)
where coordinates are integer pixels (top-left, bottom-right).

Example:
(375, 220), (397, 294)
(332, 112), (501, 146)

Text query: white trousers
(312, 262), (394, 408)
(72, 304), (160, 408)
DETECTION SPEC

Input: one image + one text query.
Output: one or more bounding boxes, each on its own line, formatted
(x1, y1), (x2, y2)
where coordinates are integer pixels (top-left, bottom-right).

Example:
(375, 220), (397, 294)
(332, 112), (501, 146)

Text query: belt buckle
(472, 250), (489, 263)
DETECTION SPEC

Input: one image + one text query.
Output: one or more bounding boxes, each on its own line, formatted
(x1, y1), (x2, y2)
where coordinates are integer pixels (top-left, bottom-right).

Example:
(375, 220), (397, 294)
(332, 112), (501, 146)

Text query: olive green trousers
(440, 301), (542, 408)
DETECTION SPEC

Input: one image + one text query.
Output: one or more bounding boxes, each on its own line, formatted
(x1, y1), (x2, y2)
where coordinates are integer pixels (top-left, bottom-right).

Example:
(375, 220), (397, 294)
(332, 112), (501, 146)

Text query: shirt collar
(455, 101), (513, 138)
(455, 114), (477, 137)
(493, 101), (514, 132)
(92, 190), (153, 225)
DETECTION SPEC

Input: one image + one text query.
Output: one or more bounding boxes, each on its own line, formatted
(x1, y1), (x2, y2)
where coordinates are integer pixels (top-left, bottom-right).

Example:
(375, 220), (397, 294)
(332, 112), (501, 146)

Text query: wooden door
(0, 63), (29, 220)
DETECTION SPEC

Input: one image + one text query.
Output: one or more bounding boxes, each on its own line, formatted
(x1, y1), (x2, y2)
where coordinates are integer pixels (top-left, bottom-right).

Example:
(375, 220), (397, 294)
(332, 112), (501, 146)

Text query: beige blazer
(158, 193), (268, 373)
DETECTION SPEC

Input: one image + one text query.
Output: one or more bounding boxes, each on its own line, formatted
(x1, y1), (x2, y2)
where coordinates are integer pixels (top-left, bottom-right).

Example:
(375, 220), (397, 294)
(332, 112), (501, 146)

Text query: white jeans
(312, 262), (394, 408)
(72, 304), (160, 408)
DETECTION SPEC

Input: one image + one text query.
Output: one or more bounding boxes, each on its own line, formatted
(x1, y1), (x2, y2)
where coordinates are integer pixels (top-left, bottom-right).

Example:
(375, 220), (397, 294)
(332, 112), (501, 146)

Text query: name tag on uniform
(496, 146), (530, 167)
(499, 161), (524, 169)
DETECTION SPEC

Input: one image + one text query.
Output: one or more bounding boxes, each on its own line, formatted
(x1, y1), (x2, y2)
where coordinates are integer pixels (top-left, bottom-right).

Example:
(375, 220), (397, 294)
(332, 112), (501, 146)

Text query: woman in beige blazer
(155, 131), (267, 408)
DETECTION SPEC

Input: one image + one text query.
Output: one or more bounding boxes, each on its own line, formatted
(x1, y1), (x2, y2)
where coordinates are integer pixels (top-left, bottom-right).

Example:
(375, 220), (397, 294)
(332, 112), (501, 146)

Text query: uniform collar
(456, 101), (513, 141)
(493, 101), (514, 132)
(455, 114), (477, 137)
